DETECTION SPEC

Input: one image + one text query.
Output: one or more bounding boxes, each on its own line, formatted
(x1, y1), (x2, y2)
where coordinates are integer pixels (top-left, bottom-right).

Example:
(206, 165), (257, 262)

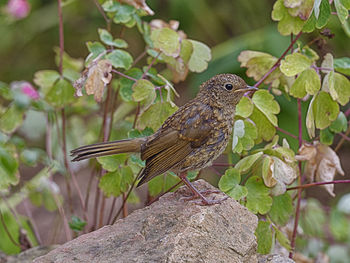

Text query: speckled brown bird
(71, 74), (257, 205)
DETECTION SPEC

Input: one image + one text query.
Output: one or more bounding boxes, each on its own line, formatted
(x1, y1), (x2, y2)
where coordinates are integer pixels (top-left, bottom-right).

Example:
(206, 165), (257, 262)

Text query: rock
(258, 254), (295, 263)
(3, 246), (58, 263)
(34, 180), (259, 263)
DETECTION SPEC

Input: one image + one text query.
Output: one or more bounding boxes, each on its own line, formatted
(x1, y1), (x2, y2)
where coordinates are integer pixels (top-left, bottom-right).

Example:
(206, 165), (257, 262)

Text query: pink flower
(20, 82), (39, 100)
(6, 0), (30, 19)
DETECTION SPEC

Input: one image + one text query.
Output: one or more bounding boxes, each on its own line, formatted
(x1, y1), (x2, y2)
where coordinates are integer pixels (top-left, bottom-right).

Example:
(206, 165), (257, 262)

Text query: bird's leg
(178, 173), (227, 205)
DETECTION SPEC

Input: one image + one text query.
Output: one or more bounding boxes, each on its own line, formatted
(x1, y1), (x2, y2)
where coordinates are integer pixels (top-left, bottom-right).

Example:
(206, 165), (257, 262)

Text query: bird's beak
(234, 85), (258, 97)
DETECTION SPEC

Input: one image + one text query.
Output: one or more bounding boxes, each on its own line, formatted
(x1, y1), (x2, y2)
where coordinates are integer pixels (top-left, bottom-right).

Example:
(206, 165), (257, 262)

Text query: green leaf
(328, 72), (350, 106)
(132, 79), (156, 102)
(99, 171), (122, 197)
(151, 28), (180, 57)
(45, 78), (75, 107)
(300, 198), (326, 237)
(119, 68), (143, 102)
(250, 107), (276, 143)
(330, 209), (350, 241)
(334, 0), (349, 24)
(306, 94), (316, 138)
(112, 3), (135, 24)
(280, 53), (312, 77)
(69, 216), (86, 232)
(313, 91), (339, 129)
(302, 12), (316, 32)
(180, 39), (193, 64)
(188, 40), (211, 73)
(98, 28), (128, 48)
(320, 127), (334, 145)
(0, 105), (24, 134)
(33, 70), (60, 94)
(252, 90), (280, 126)
(334, 57), (350, 76)
(290, 68), (321, 98)
(235, 152), (263, 173)
(86, 41), (106, 63)
(106, 49), (133, 70)
(245, 176), (273, 214)
(272, 0), (306, 35)
(139, 102), (178, 131)
(269, 193), (293, 226)
(97, 154), (128, 172)
(218, 168), (248, 200)
(255, 221), (273, 254)
(238, 51), (279, 83)
(236, 96), (254, 118)
(329, 112), (348, 133)
(274, 226), (291, 251)
(20, 148), (41, 167)
(0, 147), (19, 189)
(53, 47), (84, 72)
(148, 175), (164, 197)
(232, 120), (257, 153)
(316, 0), (331, 28)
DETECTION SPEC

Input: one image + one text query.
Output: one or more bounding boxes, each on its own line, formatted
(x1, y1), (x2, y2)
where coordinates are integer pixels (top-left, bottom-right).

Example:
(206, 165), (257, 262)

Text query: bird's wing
(137, 103), (212, 186)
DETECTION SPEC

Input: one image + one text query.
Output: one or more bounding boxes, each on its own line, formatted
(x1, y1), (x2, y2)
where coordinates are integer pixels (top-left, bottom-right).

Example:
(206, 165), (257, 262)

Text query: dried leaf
(77, 59), (112, 102)
(296, 141), (344, 196)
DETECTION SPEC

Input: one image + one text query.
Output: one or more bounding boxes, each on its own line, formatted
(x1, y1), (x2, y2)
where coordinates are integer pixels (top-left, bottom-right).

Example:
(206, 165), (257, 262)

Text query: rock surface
(33, 180), (284, 263)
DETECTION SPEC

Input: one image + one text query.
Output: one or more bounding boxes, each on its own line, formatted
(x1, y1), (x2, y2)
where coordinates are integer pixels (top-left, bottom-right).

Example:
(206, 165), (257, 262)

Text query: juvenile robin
(71, 74), (257, 205)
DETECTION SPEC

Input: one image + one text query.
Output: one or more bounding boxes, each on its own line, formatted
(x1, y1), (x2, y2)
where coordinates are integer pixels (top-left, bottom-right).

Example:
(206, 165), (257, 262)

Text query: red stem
(339, 132), (350, 142)
(289, 99), (303, 259)
(254, 32), (302, 88)
(112, 69), (138, 82)
(287, 179), (350, 190)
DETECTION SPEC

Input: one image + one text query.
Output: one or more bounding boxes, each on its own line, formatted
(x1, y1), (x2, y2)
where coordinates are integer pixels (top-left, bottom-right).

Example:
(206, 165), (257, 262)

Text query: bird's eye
(224, 83), (233, 90)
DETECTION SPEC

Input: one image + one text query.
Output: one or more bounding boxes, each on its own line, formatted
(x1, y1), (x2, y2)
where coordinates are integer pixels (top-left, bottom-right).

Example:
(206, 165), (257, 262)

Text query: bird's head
(198, 73), (257, 109)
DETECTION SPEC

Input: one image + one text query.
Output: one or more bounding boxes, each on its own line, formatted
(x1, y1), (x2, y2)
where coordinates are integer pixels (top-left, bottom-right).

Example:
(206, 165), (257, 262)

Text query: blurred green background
(1, 0), (349, 152)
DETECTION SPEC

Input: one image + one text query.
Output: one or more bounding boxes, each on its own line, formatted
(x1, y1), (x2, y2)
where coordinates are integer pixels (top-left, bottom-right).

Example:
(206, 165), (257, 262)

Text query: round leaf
(280, 53), (312, 76)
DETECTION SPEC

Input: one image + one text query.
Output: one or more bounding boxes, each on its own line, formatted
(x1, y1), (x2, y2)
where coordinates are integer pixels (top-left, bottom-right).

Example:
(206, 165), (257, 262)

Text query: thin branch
(122, 193), (128, 218)
(141, 52), (161, 79)
(112, 69), (138, 82)
(345, 107), (350, 117)
(287, 179), (350, 191)
(338, 132), (350, 142)
(147, 181), (183, 206)
(111, 176), (139, 224)
(211, 162), (235, 167)
(335, 126), (350, 152)
(132, 50), (147, 67)
(254, 32), (302, 87)
(53, 193), (72, 241)
(276, 126), (299, 141)
(23, 201), (42, 245)
(289, 98), (303, 259)
(92, 0), (110, 26)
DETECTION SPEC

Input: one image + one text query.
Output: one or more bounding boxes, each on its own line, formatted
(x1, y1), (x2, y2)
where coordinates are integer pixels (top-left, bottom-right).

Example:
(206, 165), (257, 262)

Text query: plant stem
(275, 126), (299, 141)
(92, 0), (110, 26)
(112, 69), (138, 82)
(335, 126), (350, 152)
(53, 193), (72, 241)
(132, 50), (147, 66)
(254, 32), (302, 87)
(287, 179), (350, 190)
(289, 98), (303, 259)
(122, 193), (128, 218)
(111, 176), (139, 224)
(23, 200), (42, 245)
(211, 162), (235, 167)
(147, 181), (183, 206)
(141, 52), (161, 79)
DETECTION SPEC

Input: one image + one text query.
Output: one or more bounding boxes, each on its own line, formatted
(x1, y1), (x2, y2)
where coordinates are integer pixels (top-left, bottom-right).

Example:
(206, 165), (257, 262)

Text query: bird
(71, 74), (257, 205)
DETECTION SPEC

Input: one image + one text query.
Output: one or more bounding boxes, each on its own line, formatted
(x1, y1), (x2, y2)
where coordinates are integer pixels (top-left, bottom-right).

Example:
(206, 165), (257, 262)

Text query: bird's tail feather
(71, 138), (144, 161)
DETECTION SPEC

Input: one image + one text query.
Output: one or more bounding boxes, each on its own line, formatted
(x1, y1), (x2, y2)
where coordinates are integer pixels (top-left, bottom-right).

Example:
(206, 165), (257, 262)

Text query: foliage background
(0, 0), (350, 262)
